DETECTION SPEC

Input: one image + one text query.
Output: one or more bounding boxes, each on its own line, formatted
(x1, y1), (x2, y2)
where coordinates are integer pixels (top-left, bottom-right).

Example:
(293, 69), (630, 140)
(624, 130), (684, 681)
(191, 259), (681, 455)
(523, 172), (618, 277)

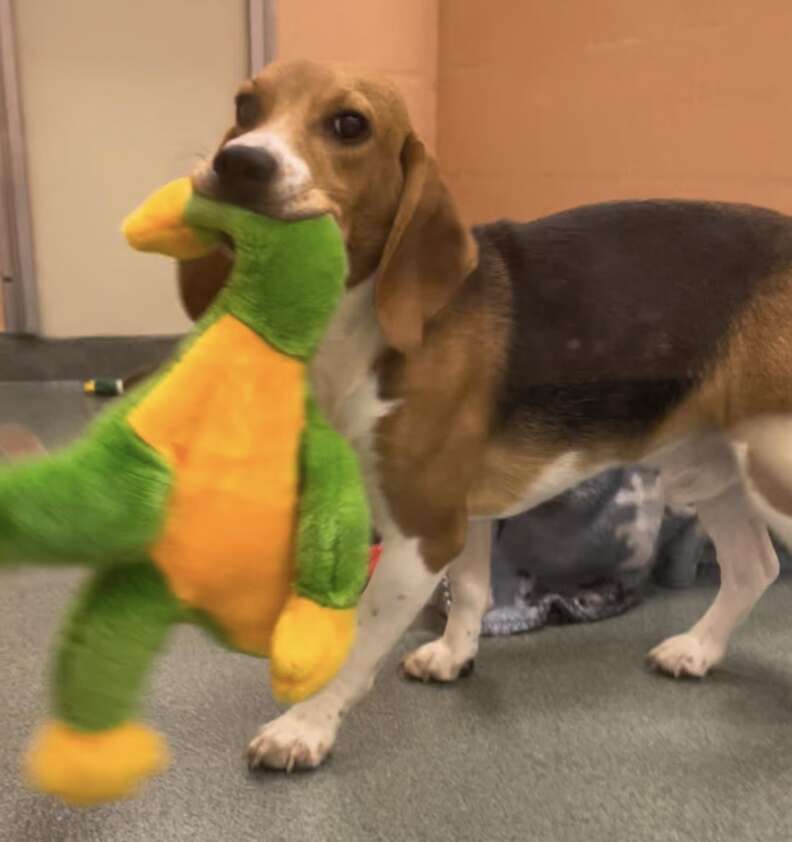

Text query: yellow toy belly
(129, 314), (304, 655)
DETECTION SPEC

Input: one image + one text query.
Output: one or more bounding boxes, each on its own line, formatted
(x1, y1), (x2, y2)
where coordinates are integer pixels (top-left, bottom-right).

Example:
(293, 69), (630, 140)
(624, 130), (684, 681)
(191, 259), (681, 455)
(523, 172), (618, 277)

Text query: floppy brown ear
(177, 126), (241, 321)
(375, 135), (478, 352)
(177, 248), (233, 321)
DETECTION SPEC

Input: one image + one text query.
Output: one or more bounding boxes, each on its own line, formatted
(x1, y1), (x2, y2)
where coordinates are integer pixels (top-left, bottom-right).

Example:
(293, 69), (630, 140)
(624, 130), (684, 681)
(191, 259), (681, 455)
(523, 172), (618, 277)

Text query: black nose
(212, 145), (277, 184)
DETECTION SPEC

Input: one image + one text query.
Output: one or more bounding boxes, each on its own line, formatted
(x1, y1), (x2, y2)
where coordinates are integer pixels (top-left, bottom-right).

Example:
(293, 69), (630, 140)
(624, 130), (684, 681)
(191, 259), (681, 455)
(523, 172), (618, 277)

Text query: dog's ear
(177, 127), (240, 322)
(177, 249), (233, 321)
(375, 135), (478, 352)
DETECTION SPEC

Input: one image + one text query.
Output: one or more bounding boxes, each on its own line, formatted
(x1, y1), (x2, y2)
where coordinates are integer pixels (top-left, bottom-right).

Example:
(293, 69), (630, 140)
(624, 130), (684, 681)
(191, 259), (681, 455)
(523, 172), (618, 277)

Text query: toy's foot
(122, 177), (215, 259)
(269, 596), (356, 703)
(25, 720), (169, 806)
(247, 706), (337, 772)
(402, 638), (476, 683)
(647, 633), (725, 679)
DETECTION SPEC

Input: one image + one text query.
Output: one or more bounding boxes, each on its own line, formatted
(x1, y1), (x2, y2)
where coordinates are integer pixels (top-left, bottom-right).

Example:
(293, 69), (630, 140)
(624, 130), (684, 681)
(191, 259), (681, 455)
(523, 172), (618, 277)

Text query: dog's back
(479, 199), (792, 439)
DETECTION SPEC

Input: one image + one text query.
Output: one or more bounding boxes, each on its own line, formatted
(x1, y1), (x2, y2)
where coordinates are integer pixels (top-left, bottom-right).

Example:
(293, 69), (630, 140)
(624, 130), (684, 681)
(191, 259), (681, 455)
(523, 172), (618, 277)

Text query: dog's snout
(213, 146), (277, 185)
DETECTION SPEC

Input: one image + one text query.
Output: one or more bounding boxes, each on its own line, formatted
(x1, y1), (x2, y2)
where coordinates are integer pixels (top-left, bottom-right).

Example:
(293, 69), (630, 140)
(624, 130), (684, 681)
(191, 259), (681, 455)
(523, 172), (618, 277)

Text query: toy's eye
(330, 111), (370, 143)
(235, 95), (259, 129)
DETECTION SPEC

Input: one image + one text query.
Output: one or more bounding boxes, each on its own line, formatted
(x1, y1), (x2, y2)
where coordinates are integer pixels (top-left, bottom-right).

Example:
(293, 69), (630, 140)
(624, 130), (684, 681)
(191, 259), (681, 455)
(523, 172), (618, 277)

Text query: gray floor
(2, 383), (792, 841)
(0, 336), (177, 382)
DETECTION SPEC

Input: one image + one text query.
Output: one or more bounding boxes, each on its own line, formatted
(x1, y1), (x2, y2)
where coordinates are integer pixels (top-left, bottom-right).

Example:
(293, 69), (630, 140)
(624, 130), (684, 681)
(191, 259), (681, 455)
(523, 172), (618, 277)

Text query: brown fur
(178, 249), (233, 321)
(193, 61), (412, 283)
(374, 135), (478, 352)
(179, 59), (792, 576)
(724, 273), (792, 423)
(182, 60), (490, 571)
(375, 259), (508, 570)
(181, 61), (416, 316)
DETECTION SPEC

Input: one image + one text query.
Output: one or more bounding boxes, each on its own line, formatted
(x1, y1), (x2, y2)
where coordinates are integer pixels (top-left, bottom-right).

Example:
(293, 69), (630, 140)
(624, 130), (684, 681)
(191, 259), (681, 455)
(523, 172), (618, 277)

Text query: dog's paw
(647, 633), (724, 679)
(402, 639), (475, 683)
(247, 708), (337, 772)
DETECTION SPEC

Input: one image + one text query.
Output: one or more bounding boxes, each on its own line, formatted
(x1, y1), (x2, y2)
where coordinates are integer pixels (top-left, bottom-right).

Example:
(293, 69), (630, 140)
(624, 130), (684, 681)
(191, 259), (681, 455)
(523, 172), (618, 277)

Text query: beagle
(183, 59), (791, 771)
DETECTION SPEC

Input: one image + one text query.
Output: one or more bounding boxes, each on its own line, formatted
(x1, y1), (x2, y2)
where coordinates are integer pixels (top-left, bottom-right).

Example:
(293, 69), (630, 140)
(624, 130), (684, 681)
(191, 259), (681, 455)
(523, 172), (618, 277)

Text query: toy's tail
(0, 420), (172, 568)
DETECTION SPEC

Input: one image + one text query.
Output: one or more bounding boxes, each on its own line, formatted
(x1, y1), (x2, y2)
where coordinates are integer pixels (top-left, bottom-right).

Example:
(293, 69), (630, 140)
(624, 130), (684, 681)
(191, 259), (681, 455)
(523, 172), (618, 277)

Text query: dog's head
(189, 59), (477, 351)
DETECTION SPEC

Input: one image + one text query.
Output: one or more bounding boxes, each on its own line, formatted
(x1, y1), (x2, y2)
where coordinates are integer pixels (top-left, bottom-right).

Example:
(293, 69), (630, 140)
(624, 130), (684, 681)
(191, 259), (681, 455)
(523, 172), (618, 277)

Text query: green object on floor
(83, 378), (125, 397)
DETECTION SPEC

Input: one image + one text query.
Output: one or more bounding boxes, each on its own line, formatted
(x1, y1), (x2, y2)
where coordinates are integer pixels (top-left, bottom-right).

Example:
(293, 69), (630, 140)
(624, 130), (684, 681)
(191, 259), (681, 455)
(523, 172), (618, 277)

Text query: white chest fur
(309, 279), (396, 529)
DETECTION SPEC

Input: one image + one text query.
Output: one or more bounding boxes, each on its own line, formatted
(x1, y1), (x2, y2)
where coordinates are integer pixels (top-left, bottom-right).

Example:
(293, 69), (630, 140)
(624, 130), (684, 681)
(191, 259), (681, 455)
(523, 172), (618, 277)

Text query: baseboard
(0, 334), (182, 381)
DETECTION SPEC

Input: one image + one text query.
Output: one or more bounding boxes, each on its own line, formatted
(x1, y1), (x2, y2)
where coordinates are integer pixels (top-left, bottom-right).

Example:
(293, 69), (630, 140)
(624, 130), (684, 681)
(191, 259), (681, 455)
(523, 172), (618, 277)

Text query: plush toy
(0, 178), (370, 805)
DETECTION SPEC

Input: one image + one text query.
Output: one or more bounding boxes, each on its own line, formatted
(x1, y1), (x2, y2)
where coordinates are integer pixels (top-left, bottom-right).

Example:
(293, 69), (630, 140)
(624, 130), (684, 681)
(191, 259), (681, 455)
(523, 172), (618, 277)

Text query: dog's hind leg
(402, 519), (492, 682)
(733, 415), (792, 549)
(648, 482), (779, 678)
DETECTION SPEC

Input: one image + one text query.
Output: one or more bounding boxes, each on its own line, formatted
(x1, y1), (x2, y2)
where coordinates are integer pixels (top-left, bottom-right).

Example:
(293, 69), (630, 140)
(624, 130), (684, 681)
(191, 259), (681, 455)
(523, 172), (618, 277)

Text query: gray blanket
(436, 467), (789, 636)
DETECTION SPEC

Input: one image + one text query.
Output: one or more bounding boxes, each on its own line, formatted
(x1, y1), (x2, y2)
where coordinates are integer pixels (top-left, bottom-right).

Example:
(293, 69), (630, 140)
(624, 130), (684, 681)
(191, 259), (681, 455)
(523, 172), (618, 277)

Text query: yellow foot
(24, 720), (169, 806)
(122, 177), (215, 259)
(269, 596), (356, 703)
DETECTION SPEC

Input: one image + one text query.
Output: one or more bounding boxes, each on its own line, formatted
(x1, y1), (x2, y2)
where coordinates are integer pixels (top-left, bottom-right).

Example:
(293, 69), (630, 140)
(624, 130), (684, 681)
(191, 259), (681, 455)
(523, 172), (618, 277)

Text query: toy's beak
(122, 177), (218, 260)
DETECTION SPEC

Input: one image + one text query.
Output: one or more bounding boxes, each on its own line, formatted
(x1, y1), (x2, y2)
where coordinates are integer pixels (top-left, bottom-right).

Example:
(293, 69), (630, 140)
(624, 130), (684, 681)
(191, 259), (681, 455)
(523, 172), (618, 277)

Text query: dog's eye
(331, 111), (370, 143)
(235, 95), (259, 129)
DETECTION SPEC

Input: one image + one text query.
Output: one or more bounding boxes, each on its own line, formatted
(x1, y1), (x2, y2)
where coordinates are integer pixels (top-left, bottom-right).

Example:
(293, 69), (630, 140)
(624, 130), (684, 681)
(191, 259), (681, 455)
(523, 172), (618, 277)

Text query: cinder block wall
(18, 1), (792, 337)
(277, 0), (439, 150)
(438, 1), (792, 224)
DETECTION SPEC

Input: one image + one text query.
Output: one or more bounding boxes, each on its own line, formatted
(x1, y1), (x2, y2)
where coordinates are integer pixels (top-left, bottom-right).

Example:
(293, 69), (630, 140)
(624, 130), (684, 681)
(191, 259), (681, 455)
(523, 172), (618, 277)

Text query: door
(0, 0), (38, 335)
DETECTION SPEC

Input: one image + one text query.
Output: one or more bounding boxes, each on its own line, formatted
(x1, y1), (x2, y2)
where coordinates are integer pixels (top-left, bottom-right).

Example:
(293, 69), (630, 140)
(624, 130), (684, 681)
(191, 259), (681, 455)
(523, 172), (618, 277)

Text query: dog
(183, 58), (792, 771)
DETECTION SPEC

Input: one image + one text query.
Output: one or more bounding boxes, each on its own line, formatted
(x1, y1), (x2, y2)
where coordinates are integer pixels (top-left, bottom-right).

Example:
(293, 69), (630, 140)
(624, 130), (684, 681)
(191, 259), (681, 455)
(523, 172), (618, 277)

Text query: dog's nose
(212, 146), (277, 184)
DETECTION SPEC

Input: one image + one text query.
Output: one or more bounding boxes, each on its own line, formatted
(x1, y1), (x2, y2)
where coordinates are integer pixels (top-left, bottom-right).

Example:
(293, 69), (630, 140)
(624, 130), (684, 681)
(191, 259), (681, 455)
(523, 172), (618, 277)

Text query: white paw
(402, 638), (475, 683)
(647, 633), (725, 679)
(247, 708), (338, 772)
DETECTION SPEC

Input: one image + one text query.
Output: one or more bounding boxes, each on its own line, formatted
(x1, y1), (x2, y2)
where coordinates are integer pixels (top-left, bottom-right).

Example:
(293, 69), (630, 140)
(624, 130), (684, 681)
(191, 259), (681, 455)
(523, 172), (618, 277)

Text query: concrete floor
(2, 383), (792, 841)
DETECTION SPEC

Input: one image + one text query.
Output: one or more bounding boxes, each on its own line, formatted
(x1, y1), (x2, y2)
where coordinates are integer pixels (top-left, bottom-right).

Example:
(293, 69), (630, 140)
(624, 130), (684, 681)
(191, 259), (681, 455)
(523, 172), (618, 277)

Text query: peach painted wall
(438, 1), (792, 224)
(276, 0), (438, 150)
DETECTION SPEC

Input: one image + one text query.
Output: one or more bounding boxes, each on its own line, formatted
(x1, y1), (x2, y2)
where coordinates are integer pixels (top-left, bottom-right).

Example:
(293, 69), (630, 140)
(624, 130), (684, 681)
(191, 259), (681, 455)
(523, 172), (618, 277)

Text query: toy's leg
(249, 527), (443, 771)
(25, 564), (182, 806)
(0, 420), (171, 568)
(268, 397), (370, 703)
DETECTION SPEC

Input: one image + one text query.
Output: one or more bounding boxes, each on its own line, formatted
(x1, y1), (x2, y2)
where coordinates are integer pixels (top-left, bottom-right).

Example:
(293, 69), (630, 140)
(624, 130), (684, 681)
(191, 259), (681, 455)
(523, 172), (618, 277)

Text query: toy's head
(122, 178), (348, 360)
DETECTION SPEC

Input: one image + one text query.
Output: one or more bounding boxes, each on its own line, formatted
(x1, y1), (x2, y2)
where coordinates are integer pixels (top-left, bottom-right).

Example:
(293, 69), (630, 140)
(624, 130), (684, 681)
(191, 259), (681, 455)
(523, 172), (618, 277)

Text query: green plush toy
(0, 178), (370, 805)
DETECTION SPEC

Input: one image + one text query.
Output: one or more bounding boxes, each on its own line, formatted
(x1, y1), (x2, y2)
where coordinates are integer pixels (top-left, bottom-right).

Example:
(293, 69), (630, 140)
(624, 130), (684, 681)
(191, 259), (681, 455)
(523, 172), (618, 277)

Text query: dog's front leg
(248, 528), (442, 771)
(402, 519), (492, 681)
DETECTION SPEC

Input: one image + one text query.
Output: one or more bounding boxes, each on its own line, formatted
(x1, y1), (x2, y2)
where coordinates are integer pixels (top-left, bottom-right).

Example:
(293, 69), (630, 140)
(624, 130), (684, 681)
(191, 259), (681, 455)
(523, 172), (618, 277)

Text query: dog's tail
(0, 421), (171, 568)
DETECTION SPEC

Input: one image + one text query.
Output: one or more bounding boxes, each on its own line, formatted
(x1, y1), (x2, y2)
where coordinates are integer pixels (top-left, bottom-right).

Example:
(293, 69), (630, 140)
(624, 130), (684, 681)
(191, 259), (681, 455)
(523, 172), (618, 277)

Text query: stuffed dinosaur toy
(0, 178), (370, 806)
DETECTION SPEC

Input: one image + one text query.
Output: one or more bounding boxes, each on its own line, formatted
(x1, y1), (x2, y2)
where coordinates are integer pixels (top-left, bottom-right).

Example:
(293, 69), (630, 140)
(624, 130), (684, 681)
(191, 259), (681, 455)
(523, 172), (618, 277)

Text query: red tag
(369, 544), (382, 576)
